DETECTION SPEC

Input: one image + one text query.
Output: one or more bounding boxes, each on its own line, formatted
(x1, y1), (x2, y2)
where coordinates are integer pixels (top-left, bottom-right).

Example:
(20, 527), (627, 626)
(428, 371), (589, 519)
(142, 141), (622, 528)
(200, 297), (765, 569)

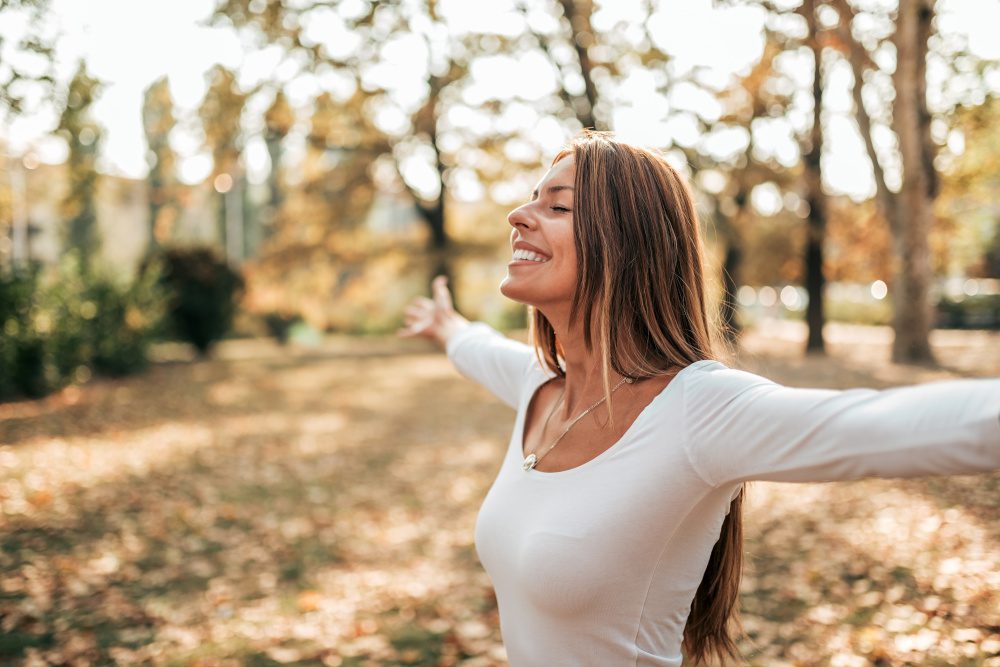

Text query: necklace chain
(522, 372), (636, 471)
(538, 383), (566, 445)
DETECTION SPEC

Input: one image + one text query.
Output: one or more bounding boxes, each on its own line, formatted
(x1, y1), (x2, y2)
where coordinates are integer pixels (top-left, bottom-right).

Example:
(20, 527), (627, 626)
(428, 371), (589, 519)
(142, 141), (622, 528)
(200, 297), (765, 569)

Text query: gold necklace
(522, 373), (636, 472)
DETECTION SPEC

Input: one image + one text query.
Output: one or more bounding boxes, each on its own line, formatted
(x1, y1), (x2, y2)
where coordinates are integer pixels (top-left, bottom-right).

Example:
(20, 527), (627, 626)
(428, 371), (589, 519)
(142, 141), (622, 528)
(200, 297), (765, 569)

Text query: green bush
(936, 294), (1000, 329)
(0, 267), (43, 398)
(493, 302), (529, 332)
(91, 263), (167, 376)
(142, 246), (244, 355)
(0, 254), (168, 401)
(0, 265), (68, 399)
(824, 298), (893, 326)
(262, 311), (303, 345)
(48, 255), (168, 378)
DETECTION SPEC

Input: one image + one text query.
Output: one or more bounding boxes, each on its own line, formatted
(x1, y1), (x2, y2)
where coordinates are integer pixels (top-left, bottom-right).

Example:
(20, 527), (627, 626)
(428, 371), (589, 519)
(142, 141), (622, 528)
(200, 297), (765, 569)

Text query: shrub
(823, 298), (893, 326)
(936, 294), (1000, 330)
(494, 302), (529, 332)
(0, 267), (43, 398)
(47, 255), (168, 378)
(142, 246), (244, 355)
(262, 311), (303, 345)
(0, 253), (168, 401)
(0, 265), (66, 399)
(90, 262), (167, 376)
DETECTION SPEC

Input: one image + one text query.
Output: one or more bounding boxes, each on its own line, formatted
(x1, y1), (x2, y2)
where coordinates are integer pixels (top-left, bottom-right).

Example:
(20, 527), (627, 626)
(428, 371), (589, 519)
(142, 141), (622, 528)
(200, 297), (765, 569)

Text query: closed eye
(551, 206), (571, 213)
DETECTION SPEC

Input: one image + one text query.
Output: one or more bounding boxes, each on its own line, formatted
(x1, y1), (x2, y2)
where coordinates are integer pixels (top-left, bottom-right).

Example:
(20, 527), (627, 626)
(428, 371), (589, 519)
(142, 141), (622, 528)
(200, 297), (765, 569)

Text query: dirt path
(0, 322), (997, 666)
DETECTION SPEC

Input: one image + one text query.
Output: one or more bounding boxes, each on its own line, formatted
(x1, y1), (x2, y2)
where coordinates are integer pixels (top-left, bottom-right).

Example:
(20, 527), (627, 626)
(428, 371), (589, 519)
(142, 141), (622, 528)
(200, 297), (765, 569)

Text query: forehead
(534, 156), (575, 193)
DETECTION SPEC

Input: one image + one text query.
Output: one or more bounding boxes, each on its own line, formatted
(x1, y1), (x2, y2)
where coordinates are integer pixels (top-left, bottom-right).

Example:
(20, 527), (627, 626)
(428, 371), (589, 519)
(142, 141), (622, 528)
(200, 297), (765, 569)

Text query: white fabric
(446, 321), (1000, 666)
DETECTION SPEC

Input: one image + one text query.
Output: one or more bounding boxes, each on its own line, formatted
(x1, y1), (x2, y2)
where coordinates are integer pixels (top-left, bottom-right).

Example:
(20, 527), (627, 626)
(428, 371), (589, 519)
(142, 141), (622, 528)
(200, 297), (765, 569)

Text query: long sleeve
(445, 321), (538, 410)
(682, 362), (1000, 487)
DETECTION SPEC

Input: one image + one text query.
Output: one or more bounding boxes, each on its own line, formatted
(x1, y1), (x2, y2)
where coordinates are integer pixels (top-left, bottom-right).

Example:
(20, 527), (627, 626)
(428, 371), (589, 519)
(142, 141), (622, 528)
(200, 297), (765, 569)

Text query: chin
(500, 277), (567, 310)
(499, 277), (533, 305)
(505, 274), (555, 304)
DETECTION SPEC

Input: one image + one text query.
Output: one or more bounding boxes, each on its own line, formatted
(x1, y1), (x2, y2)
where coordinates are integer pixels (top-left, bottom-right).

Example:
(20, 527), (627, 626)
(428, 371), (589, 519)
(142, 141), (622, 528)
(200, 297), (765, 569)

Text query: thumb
(433, 275), (452, 310)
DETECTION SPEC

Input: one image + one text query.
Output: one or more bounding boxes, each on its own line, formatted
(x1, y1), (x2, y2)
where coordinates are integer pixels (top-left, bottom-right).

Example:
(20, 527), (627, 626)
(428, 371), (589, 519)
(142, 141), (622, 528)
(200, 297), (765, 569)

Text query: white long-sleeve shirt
(445, 321), (1000, 667)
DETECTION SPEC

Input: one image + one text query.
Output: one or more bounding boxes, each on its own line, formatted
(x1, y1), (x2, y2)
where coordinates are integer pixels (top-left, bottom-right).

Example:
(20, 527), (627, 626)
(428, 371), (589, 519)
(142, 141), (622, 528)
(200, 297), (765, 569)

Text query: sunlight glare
(648, 0), (766, 76)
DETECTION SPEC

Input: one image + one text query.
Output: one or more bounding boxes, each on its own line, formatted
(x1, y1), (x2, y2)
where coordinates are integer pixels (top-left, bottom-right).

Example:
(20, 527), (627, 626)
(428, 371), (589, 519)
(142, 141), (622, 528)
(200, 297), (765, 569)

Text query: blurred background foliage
(0, 0), (998, 401)
(0, 252), (166, 399)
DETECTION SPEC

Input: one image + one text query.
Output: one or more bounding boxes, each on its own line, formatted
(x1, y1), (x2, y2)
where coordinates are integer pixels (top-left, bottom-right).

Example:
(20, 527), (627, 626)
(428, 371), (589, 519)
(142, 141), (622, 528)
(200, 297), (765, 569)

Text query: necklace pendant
(522, 453), (537, 471)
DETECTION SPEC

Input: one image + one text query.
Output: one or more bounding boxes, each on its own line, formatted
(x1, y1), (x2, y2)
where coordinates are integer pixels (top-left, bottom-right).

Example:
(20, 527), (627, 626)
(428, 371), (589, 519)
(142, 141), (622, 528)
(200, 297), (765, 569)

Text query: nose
(507, 203), (532, 231)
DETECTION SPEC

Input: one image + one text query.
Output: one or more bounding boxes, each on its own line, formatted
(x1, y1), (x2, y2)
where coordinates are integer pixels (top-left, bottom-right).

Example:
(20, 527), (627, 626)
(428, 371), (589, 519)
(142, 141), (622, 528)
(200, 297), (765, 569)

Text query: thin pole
(9, 154), (29, 271)
(225, 171), (243, 266)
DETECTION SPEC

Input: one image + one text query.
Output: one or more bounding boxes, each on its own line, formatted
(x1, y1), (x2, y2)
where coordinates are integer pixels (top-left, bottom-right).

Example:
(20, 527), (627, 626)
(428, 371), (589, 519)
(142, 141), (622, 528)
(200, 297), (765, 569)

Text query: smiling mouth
(510, 248), (551, 264)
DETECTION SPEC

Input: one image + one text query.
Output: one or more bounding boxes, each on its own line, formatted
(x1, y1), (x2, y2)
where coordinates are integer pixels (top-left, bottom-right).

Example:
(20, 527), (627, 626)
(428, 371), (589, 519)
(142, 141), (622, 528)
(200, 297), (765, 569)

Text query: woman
(396, 131), (999, 666)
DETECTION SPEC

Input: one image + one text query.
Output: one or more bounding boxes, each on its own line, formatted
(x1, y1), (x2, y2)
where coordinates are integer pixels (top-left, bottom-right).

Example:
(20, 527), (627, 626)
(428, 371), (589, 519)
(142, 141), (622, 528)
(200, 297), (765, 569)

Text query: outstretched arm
(681, 363), (1000, 487)
(398, 275), (536, 410)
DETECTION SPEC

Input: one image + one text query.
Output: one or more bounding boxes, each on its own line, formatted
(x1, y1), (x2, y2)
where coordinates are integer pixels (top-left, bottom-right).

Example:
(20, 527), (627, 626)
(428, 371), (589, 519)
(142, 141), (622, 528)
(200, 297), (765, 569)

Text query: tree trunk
(714, 152), (753, 349)
(410, 75), (459, 311)
(147, 189), (162, 253)
(802, 0), (827, 355)
(557, 0), (601, 129)
(890, 0), (936, 364)
(9, 157), (30, 271)
(803, 209), (826, 354)
(264, 132), (284, 244)
(224, 176), (244, 267)
(720, 238), (743, 345)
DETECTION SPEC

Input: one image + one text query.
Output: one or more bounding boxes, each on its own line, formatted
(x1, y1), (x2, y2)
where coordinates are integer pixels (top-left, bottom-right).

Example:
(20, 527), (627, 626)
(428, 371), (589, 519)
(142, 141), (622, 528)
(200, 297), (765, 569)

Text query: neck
(538, 302), (632, 420)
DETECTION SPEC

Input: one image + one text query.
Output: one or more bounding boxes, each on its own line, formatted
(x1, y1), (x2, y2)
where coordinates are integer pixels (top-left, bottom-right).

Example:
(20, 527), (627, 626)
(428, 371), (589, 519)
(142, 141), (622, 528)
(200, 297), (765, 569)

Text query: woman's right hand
(396, 275), (469, 350)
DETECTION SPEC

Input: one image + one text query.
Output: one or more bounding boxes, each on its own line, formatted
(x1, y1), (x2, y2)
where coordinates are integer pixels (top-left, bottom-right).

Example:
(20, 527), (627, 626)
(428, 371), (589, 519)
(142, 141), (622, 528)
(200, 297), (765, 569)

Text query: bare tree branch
(841, 20), (895, 228)
(556, 0), (601, 129)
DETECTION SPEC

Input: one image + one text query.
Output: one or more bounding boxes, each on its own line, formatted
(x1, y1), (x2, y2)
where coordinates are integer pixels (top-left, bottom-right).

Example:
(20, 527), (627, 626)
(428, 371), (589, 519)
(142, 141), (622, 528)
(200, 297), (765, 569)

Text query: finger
(397, 321), (422, 336)
(399, 313), (432, 336)
(405, 298), (433, 311)
(402, 309), (431, 327)
(403, 308), (432, 323)
(403, 304), (426, 317)
(432, 275), (452, 310)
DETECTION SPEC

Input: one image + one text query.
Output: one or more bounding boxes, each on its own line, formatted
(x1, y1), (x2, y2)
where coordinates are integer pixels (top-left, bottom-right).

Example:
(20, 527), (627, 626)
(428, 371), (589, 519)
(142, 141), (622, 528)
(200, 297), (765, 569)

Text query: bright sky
(1, 0), (998, 202)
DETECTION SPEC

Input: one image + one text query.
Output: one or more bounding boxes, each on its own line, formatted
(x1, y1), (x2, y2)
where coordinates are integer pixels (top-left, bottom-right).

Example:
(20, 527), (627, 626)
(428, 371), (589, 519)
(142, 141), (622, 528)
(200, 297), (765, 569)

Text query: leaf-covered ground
(0, 321), (997, 666)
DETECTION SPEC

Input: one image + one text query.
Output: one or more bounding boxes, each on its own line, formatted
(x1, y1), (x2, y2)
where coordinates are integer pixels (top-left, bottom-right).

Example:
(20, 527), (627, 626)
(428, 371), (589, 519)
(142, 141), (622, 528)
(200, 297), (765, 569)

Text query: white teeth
(513, 248), (549, 262)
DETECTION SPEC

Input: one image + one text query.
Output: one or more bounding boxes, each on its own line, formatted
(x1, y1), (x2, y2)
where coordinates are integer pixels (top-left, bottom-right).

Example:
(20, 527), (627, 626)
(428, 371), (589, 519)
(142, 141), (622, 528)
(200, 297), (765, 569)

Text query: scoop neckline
(515, 359), (718, 478)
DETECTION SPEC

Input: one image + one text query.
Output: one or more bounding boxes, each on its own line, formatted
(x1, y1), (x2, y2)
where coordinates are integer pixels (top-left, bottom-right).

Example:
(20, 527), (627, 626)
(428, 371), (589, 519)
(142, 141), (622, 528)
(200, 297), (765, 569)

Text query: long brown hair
(528, 130), (744, 664)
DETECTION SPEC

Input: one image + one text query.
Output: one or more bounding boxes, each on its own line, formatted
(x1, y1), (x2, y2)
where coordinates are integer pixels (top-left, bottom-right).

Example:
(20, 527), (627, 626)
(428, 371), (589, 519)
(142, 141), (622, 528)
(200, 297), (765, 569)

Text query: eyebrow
(531, 184), (575, 199)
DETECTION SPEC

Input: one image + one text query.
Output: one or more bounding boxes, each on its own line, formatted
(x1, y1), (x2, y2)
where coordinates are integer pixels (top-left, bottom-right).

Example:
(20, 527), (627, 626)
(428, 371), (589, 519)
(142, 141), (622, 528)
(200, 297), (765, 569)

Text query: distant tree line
(210, 0), (997, 361)
(1, 0), (997, 369)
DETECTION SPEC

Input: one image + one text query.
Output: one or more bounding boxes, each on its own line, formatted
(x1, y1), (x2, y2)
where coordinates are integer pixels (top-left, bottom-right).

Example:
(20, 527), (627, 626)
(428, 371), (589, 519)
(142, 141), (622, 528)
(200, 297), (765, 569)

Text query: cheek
(559, 229), (577, 267)
(551, 221), (573, 250)
(554, 252), (578, 284)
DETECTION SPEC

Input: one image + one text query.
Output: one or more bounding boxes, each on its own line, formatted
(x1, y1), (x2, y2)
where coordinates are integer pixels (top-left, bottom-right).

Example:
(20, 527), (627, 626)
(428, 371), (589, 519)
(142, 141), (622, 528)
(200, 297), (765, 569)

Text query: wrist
(438, 315), (470, 350)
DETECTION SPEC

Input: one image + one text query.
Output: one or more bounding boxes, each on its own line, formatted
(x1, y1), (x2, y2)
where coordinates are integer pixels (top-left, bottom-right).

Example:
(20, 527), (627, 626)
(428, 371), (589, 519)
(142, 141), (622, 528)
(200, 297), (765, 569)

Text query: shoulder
(636, 359), (764, 423)
(673, 359), (782, 409)
(679, 358), (775, 387)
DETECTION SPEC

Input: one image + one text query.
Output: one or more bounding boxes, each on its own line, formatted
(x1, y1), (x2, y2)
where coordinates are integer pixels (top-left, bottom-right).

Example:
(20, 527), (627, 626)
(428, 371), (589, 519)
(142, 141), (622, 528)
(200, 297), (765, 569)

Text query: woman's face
(500, 156), (578, 309)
